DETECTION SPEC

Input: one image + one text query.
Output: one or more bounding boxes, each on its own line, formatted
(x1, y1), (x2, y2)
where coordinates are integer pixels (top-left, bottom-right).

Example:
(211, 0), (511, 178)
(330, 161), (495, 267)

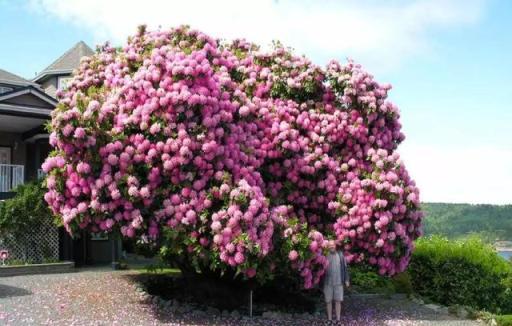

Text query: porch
(0, 83), (56, 197)
(0, 108), (52, 198)
(0, 164), (45, 194)
(0, 134), (50, 199)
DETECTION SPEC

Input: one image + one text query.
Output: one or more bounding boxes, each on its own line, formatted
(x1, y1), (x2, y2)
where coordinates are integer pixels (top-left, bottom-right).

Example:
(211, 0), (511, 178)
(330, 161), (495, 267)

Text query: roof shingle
(34, 41), (94, 81)
(0, 68), (31, 86)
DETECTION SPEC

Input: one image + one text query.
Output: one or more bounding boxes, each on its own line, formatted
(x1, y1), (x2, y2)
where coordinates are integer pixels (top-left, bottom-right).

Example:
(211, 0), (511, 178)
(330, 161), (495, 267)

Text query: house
(0, 42), (121, 268)
(0, 69), (56, 196)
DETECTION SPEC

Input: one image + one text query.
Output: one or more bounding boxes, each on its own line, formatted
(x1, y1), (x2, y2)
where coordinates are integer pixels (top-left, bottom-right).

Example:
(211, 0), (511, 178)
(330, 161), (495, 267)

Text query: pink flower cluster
(44, 25), (422, 287)
(330, 148), (422, 275)
(210, 180), (274, 269)
(285, 220), (329, 288)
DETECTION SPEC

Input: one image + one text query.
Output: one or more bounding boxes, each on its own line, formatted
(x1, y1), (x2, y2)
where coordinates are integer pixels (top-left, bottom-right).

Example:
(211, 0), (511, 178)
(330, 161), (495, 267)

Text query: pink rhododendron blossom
(288, 250), (299, 261)
(43, 25), (422, 288)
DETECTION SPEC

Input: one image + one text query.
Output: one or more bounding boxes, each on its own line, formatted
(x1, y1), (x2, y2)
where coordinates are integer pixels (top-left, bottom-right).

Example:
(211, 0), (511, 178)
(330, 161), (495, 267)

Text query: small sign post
(0, 250), (8, 266)
(249, 290), (253, 317)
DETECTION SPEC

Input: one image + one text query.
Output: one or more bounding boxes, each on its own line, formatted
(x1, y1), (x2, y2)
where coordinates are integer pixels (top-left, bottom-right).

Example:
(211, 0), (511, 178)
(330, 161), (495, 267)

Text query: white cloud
(28, 0), (487, 71)
(399, 143), (512, 205)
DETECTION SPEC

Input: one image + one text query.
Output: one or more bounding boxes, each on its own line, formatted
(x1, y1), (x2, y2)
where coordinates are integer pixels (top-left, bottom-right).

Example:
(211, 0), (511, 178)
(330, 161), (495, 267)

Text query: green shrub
(337, 265), (414, 295)
(6, 259), (29, 266)
(472, 310), (496, 324)
(0, 180), (58, 264)
(500, 275), (512, 313)
(392, 272), (414, 295)
(350, 265), (394, 294)
(496, 315), (512, 326)
(42, 257), (59, 264)
(0, 180), (54, 238)
(409, 236), (512, 312)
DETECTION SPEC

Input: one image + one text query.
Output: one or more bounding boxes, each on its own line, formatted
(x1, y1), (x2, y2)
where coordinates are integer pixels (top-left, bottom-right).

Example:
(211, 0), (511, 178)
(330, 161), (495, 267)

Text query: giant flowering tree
(43, 26), (422, 288)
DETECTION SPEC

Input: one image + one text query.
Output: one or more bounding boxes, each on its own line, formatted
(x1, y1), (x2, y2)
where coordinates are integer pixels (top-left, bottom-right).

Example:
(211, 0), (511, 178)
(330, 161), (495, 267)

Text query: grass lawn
(130, 265), (181, 276)
(496, 315), (512, 326)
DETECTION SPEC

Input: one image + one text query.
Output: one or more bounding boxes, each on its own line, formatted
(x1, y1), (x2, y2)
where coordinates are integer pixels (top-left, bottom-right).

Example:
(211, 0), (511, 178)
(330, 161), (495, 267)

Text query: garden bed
(0, 261), (75, 277)
(128, 272), (319, 315)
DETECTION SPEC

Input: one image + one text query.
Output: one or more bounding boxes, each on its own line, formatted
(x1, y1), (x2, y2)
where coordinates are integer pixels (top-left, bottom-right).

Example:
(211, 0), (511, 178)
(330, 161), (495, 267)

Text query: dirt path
(0, 269), (483, 325)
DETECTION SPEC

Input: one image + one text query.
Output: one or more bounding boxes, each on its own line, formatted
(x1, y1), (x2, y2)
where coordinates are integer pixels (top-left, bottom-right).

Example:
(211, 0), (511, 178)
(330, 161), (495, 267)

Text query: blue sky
(0, 0), (511, 204)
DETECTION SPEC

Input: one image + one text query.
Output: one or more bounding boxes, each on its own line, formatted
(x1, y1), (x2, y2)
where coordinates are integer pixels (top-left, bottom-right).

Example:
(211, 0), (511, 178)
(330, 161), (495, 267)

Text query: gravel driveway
(0, 269), (484, 325)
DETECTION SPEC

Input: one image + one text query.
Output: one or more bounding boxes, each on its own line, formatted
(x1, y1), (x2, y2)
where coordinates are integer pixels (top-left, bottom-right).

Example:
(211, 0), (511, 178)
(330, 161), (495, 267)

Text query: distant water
(499, 251), (512, 260)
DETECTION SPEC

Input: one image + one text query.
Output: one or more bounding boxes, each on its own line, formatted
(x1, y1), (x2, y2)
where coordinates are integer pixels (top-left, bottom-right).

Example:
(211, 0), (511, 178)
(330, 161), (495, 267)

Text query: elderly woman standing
(323, 240), (350, 321)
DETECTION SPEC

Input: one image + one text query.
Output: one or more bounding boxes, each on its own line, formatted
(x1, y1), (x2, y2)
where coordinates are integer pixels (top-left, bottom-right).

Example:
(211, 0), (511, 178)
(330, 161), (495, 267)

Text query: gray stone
(424, 303), (449, 314)
(206, 306), (220, 315)
(169, 305), (178, 314)
(172, 302), (183, 314)
(262, 311), (289, 319)
(159, 299), (171, 308)
(279, 312), (292, 319)
(299, 312), (311, 319)
(424, 303), (440, 311)
(438, 306), (449, 314)
(139, 293), (150, 302)
(262, 311), (273, 318)
(351, 293), (386, 299)
(192, 309), (207, 317)
(271, 311), (281, 319)
(458, 309), (469, 319)
(182, 304), (194, 314)
(410, 296), (424, 305)
(390, 293), (407, 300)
(175, 306), (186, 314)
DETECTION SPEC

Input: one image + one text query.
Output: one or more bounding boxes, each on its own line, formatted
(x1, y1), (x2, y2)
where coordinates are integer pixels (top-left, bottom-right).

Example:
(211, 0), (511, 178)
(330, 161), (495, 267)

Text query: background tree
(422, 203), (512, 242)
(43, 25), (422, 287)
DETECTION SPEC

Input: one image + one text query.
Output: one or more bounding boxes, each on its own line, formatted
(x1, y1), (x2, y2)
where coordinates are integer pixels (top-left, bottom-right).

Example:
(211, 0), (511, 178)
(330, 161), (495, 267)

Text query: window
(58, 76), (72, 90)
(0, 147), (11, 164)
(0, 86), (13, 94)
(91, 232), (109, 241)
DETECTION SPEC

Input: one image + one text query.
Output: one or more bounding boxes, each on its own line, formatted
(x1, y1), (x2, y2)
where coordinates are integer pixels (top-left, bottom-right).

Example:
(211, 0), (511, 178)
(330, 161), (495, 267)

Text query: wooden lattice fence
(0, 216), (59, 264)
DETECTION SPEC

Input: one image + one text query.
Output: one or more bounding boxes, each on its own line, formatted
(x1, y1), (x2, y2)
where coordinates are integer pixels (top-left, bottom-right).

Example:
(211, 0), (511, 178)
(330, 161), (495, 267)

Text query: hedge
(409, 236), (512, 313)
(496, 315), (512, 326)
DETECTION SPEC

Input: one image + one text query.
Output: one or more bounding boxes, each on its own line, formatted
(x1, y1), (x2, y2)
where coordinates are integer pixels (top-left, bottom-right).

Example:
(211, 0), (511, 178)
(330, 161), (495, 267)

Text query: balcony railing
(0, 164), (24, 192)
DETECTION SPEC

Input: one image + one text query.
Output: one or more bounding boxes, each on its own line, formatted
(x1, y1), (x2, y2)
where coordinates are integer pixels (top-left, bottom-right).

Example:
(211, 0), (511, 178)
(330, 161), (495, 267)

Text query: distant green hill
(421, 203), (512, 242)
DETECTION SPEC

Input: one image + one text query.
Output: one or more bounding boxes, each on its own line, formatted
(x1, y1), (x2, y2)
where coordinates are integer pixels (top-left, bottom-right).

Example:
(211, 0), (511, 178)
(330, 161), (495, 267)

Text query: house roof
(0, 85), (56, 124)
(33, 41), (94, 82)
(0, 69), (35, 87)
(0, 86), (57, 106)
